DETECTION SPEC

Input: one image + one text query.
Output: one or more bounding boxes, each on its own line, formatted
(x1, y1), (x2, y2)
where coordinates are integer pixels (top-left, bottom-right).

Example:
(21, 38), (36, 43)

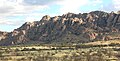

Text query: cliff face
(0, 11), (120, 45)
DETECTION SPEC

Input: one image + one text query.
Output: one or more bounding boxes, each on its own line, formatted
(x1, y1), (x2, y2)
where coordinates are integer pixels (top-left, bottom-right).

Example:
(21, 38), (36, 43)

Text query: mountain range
(0, 11), (120, 46)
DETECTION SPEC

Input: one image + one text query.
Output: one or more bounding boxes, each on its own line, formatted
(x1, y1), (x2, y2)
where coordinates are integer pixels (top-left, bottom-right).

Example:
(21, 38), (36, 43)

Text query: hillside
(0, 11), (120, 45)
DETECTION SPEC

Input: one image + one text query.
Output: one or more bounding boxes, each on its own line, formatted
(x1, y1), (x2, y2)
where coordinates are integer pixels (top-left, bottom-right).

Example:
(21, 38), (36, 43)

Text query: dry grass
(85, 40), (120, 45)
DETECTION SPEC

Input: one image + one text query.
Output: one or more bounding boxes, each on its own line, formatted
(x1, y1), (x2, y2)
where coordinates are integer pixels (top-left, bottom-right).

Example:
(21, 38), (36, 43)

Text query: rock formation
(0, 11), (120, 45)
(0, 31), (8, 41)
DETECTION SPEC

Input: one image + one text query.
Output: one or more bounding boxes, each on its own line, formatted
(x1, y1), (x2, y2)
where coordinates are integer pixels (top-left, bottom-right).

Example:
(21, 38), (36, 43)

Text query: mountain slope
(0, 11), (120, 45)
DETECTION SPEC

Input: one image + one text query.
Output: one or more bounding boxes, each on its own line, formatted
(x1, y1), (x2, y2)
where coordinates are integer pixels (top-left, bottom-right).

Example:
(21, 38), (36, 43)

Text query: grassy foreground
(0, 40), (120, 61)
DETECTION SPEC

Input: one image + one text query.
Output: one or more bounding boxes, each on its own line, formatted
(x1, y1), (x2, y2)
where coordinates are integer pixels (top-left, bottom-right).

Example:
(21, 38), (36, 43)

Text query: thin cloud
(0, 19), (23, 26)
(100, 4), (115, 12)
(0, 6), (14, 13)
(0, 0), (49, 26)
(99, 0), (120, 12)
(57, 0), (89, 13)
(113, 0), (120, 10)
(23, 0), (61, 6)
(57, 0), (103, 14)
(0, 0), (48, 15)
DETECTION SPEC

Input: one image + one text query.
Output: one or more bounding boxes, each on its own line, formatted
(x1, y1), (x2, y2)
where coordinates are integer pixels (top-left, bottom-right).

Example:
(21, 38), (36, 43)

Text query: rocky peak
(41, 15), (51, 21)
(52, 16), (60, 22)
(62, 12), (76, 18)
(17, 21), (37, 31)
(117, 11), (120, 14)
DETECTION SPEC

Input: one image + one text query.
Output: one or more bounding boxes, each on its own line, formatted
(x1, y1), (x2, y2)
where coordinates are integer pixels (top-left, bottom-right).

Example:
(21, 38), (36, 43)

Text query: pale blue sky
(0, 0), (119, 32)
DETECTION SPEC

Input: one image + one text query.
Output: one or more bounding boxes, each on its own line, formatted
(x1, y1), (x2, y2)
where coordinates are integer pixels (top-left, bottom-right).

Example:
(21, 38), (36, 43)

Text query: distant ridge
(0, 11), (120, 46)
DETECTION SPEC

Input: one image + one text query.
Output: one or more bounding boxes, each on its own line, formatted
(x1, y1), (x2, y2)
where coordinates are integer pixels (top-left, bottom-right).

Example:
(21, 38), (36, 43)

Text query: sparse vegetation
(0, 42), (120, 61)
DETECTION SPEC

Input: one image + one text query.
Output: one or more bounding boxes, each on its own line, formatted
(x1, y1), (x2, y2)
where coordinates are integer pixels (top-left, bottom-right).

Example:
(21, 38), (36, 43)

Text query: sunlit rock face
(0, 31), (8, 41)
(0, 11), (120, 45)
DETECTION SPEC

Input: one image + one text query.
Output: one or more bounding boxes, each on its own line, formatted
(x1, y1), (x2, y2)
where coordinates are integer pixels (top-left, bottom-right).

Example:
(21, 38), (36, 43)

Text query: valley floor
(0, 40), (120, 61)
